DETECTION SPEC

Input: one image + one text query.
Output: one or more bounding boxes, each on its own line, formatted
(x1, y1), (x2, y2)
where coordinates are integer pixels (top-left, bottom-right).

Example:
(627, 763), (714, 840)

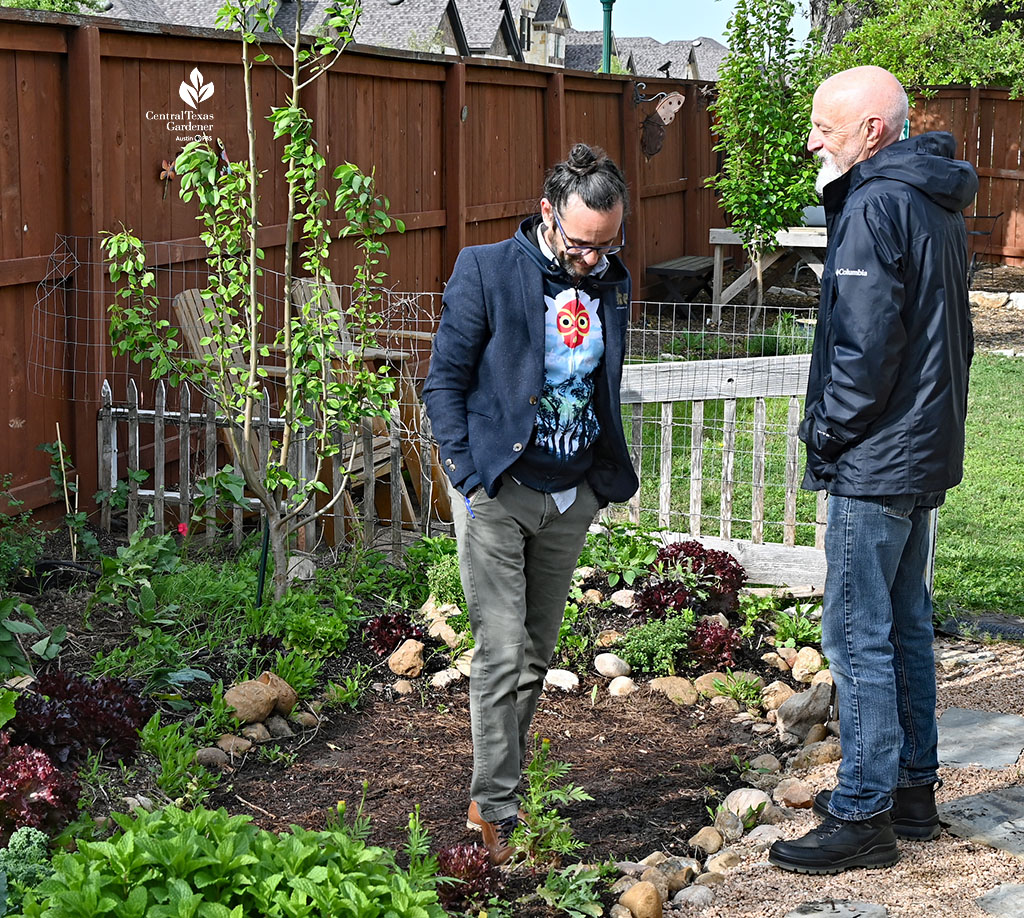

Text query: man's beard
(556, 250), (591, 279)
(815, 153), (845, 195)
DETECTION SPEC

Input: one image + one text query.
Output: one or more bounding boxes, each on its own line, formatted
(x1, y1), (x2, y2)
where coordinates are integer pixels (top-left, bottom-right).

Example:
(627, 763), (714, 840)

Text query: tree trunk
(809, 0), (875, 53)
(270, 517), (291, 602)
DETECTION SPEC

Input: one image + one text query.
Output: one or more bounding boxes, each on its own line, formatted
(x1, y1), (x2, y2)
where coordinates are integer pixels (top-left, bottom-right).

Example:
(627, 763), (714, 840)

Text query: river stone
(774, 777), (814, 808)
(661, 857), (700, 891)
(811, 669), (834, 686)
(610, 589), (637, 609)
(714, 807), (744, 841)
(290, 711), (319, 728)
(1009, 292), (1024, 310)
(791, 647), (824, 682)
(688, 825), (723, 854)
(694, 871), (726, 887)
(609, 675), (638, 697)
(419, 596), (440, 621)
(596, 653), (631, 678)
(196, 746), (230, 769)
(596, 629), (622, 647)
(761, 651), (791, 672)
(790, 738), (843, 770)
(393, 679), (415, 695)
(710, 696), (740, 713)
(610, 906), (631, 918)
(257, 671), (298, 716)
(694, 672), (728, 697)
(803, 723), (829, 745)
(544, 669), (580, 692)
(638, 851), (669, 867)
(705, 848), (740, 873)
(224, 680), (278, 724)
(610, 876), (638, 896)
(286, 556), (316, 583)
(746, 824), (785, 848)
(216, 734), (252, 757)
(724, 788), (770, 821)
(619, 881), (662, 918)
(454, 648), (475, 677)
(582, 589), (605, 605)
(762, 680), (796, 711)
(639, 867), (669, 902)
(427, 618), (461, 648)
(970, 291), (1009, 309)
(615, 861), (645, 877)
(240, 722), (271, 743)
(264, 714), (293, 739)
(574, 565), (596, 580)
(776, 682), (832, 741)
(673, 886), (714, 908)
(776, 646), (799, 667)
(749, 753), (781, 773)
(430, 667), (462, 689)
(650, 676), (698, 705)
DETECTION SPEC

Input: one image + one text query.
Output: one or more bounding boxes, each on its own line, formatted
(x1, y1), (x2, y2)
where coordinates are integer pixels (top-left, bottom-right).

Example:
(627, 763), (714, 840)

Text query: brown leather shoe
(466, 800), (527, 831)
(477, 812), (523, 866)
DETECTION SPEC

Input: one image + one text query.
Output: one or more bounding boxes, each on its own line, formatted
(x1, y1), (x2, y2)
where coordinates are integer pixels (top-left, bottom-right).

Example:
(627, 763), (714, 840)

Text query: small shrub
(9, 672), (154, 766)
(364, 611), (426, 656)
(0, 734), (80, 843)
(774, 602), (823, 647)
(436, 843), (500, 910)
(537, 864), (605, 918)
(17, 804), (446, 917)
(618, 609), (697, 676)
(688, 619), (742, 671)
(426, 552), (465, 608)
(0, 825), (53, 913)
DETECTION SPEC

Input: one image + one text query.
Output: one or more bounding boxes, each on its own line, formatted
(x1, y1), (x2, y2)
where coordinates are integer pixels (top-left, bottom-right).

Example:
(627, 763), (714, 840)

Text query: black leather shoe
(812, 782), (941, 840)
(769, 811), (899, 875)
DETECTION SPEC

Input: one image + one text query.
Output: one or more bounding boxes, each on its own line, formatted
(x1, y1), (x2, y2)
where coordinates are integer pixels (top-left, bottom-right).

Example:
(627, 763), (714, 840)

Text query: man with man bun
(424, 143), (638, 865)
(769, 66), (977, 875)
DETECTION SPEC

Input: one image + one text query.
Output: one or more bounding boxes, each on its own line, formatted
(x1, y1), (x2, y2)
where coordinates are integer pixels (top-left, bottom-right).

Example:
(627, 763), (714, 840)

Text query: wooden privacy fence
(96, 378), (448, 555)
(620, 354), (828, 586)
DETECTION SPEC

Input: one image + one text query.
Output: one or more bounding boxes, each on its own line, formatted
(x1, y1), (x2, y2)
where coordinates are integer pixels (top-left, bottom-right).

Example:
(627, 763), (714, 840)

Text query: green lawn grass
(933, 354), (1024, 617)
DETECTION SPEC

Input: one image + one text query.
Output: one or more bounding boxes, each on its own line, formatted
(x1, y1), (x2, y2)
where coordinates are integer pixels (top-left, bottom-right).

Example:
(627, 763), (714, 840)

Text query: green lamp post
(601, 0), (616, 73)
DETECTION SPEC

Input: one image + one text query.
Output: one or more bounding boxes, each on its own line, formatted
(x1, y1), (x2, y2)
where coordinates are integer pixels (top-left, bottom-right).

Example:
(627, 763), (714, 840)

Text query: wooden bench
(647, 255), (731, 302)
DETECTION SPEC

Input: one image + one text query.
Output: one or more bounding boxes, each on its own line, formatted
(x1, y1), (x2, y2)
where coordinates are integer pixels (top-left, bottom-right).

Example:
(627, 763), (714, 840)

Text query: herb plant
(774, 602), (823, 647)
(536, 864), (605, 918)
(426, 552), (465, 608)
(578, 520), (660, 588)
(618, 609), (697, 676)
(0, 825), (53, 914)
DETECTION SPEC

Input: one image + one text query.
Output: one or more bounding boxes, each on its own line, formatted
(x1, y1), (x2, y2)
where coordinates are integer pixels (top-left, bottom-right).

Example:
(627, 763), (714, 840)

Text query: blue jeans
(822, 492), (944, 821)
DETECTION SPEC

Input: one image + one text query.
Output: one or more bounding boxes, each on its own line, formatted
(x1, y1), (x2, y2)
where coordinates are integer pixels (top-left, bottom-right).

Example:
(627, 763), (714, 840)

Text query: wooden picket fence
(96, 378), (446, 555)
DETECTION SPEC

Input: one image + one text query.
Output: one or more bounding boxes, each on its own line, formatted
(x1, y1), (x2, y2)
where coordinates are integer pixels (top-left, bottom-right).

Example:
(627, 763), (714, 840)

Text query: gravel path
(686, 638), (1024, 918)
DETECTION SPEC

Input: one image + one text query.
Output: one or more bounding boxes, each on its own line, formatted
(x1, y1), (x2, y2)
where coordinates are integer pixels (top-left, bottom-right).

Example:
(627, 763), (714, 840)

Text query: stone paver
(784, 903), (888, 917)
(937, 707), (1024, 769)
(976, 883), (1024, 918)
(939, 786), (1024, 856)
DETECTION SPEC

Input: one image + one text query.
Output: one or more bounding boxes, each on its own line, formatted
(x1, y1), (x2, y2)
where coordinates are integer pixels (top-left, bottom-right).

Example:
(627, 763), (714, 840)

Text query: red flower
(177, 523), (189, 536)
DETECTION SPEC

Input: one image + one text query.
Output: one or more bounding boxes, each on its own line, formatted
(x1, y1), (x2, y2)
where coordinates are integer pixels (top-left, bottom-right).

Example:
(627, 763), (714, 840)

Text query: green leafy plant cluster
(0, 599), (65, 679)
(268, 589), (353, 658)
(425, 553), (465, 609)
(18, 803), (445, 918)
(773, 602), (823, 647)
(139, 713), (219, 804)
(89, 514), (181, 615)
(272, 649), (323, 699)
(711, 670), (764, 707)
(618, 609), (697, 676)
(0, 476), (43, 593)
(536, 864), (605, 918)
(578, 520), (660, 588)
(324, 663), (371, 710)
(0, 825), (52, 915)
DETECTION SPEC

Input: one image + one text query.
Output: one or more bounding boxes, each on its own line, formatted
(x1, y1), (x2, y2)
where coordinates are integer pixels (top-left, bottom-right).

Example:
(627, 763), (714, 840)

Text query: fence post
(444, 61), (467, 280)
(390, 403), (402, 557)
(97, 379), (113, 533)
(126, 379), (140, 533)
(179, 384), (192, 531)
(153, 381), (166, 534)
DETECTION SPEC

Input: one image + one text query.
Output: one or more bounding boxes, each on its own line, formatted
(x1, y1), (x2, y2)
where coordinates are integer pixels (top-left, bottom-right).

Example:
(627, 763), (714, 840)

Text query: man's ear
(865, 115), (886, 153)
(540, 197), (554, 226)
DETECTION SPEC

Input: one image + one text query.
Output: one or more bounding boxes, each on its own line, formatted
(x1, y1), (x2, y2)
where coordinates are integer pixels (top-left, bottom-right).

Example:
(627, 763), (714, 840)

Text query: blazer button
(529, 396), (538, 405)
(512, 442), (523, 452)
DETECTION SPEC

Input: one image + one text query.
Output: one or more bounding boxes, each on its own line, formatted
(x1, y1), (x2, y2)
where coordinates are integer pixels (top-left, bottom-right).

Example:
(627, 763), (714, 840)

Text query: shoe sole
(811, 800), (941, 841)
(769, 843), (901, 875)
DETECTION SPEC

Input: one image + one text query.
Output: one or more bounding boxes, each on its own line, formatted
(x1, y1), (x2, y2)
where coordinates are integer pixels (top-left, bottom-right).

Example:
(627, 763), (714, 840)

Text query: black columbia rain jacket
(801, 131), (979, 496)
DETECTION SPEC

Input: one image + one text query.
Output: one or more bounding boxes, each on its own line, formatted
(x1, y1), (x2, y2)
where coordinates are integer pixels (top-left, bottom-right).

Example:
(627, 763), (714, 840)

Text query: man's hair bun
(543, 143), (629, 216)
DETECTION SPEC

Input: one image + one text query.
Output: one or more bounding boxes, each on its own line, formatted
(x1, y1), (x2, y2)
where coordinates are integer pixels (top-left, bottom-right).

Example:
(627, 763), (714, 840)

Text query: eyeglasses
(551, 209), (625, 256)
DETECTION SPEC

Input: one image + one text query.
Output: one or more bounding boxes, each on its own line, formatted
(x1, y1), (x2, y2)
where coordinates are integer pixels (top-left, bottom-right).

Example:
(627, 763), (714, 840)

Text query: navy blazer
(423, 219), (639, 507)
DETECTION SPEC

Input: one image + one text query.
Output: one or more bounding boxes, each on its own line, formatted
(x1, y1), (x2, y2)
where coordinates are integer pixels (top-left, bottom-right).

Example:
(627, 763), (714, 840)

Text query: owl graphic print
(534, 286), (605, 461)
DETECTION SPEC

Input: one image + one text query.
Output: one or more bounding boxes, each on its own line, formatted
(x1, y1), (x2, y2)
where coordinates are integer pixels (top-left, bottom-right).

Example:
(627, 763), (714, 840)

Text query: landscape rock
(811, 669), (834, 687)
(427, 618), (461, 648)
(639, 851), (669, 867)
(689, 826), (723, 854)
(582, 589), (605, 605)
(762, 680), (796, 711)
(694, 871), (726, 887)
(724, 788), (771, 821)
(761, 651), (791, 672)
(196, 747), (230, 770)
(290, 711), (319, 729)
(650, 676), (698, 706)
(122, 794), (155, 813)
(596, 653), (632, 678)
(4, 675), (34, 691)
(661, 857), (701, 891)
(611, 876), (638, 896)
(216, 734), (253, 757)
(673, 886), (714, 908)
(776, 646), (799, 667)
(615, 861), (645, 877)
(388, 639), (426, 677)
(790, 738), (843, 771)
(609, 906), (631, 918)
(803, 723), (829, 745)
(430, 667), (462, 689)
(419, 596), (440, 621)
(544, 669), (580, 692)
(705, 848), (740, 873)
(700, 613), (730, 629)
(749, 753), (781, 773)
(609, 675), (638, 697)
(240, 722), (271, 743)
(392, 679), (415, 695)
(971, 291), (1010, 309)
(596, 629), (622, 647)
(610, 589), (637, 610)
(753, 722), (776, 734)
(709, 696), (740, 713)
(694, 672), (728, 697)
(639, 867), (670, 903)
(775, 682), (832, 741)
(619, 880), (662, 918)
(714, 807), (744, 842)
(257, 671), (299, 716)
(454, 648), (475, 677)
(1009, 292), (1024, 310)
(574, 566), (596, 581)
(791, 647), (824, 683)
(224, 680), (278, 724)
(264, 714), (294, 739)
(746, 824), (785, 848)
(774, 777), (815, 808)
(286, 555), (317, 583)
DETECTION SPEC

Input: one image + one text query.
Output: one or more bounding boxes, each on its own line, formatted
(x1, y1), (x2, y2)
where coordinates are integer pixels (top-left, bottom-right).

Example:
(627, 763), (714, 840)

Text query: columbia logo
(179, 68), (215, 110)
(836, 268), (868, 277)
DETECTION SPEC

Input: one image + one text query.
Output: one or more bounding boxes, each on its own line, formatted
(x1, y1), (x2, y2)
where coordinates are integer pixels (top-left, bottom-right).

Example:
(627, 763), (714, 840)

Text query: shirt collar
(536, 224), (609, 279)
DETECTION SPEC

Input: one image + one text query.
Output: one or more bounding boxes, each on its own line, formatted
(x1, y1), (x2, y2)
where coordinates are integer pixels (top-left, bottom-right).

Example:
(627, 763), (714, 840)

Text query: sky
(567, 0), (810, 46)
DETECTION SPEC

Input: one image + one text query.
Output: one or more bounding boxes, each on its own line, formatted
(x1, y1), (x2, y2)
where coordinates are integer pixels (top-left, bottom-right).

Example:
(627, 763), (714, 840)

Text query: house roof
(352, 0), (466, 53)
(534, 0), (565, 24)
(564, 28), (612, 72)
(689, 36), (728, 81)
(459, 0), (521, 57)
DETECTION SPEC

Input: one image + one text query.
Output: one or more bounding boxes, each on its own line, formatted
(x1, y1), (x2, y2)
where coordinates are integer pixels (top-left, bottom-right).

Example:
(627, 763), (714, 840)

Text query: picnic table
(710, 226), (828, 324)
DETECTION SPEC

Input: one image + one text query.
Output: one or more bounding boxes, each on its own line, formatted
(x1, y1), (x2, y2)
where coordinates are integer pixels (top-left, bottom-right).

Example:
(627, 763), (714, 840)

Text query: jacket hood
(513, 215), (629, 291)
(841, 131), (978, 214)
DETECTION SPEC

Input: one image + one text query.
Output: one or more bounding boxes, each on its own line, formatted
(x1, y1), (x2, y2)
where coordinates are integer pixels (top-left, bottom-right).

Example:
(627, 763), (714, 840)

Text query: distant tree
(808, 0), (874, 54)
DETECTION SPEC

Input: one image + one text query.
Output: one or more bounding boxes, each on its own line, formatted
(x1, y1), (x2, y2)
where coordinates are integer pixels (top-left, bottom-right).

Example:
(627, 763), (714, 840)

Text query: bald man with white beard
(768, 67), (978, 875)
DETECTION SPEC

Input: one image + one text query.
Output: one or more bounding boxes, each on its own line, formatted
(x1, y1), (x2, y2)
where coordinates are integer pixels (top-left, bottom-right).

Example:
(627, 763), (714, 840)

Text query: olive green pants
(450, 474), (598, 823)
